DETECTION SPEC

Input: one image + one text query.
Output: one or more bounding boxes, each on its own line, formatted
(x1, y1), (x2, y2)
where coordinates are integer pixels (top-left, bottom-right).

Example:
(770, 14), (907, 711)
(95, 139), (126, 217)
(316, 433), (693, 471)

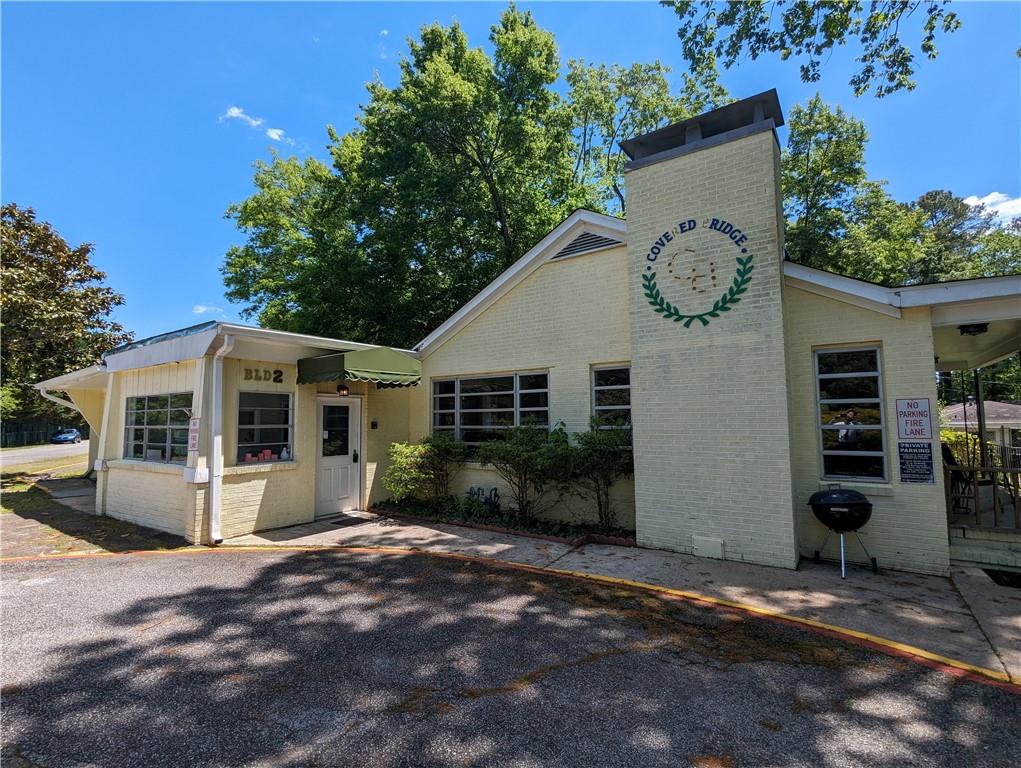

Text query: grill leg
(853, 532), (878, 573)
(839, 533), (846, 579)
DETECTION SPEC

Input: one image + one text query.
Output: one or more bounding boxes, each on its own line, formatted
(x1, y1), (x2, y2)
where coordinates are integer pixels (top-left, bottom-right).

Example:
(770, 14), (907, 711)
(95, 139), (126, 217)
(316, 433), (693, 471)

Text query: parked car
(51, 428), (82, 444)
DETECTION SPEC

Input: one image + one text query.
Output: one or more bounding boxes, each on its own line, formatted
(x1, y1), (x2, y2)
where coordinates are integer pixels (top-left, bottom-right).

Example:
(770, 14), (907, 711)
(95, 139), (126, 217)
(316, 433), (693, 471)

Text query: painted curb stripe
(2, 543), (1017, 691)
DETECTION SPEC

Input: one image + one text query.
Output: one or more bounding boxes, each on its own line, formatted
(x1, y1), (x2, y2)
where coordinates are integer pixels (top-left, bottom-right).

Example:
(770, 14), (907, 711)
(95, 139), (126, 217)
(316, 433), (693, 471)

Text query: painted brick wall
(784, 286), (950, 575)
(410, 245), (635, 526)
(625, 128), (799, 568)
(103, 464), (194, 537)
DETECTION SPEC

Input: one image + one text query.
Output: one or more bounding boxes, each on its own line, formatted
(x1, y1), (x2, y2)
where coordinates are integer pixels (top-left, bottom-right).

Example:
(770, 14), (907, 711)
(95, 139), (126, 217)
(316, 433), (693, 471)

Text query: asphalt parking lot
(2, 549), (1018, 767)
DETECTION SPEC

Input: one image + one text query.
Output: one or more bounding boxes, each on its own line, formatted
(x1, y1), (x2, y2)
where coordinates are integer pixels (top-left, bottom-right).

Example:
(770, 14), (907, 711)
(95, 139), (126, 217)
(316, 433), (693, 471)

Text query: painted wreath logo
(640, 217), (755, 328)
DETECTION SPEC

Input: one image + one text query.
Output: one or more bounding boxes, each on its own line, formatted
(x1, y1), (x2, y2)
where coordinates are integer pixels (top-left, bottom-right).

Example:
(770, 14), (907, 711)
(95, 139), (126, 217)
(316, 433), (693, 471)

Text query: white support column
(209, 335), (234, 544)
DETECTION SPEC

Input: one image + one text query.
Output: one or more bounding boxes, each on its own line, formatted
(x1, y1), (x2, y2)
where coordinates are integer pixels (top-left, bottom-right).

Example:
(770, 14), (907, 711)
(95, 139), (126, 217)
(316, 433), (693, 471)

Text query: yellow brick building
(39, 90), (1021, 575)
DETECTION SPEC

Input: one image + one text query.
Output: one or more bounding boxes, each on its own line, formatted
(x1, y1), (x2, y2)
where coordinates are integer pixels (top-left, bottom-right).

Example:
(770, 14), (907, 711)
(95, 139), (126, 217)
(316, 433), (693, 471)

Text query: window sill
(817, 480), (894, 497)
(108, 459), (185, 476)
(224, 461), (300, 476)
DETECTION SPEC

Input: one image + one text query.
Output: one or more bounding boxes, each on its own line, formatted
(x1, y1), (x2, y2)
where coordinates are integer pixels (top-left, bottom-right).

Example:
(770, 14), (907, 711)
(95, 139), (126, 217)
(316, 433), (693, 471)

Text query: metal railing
(945, 465), (1021, 531)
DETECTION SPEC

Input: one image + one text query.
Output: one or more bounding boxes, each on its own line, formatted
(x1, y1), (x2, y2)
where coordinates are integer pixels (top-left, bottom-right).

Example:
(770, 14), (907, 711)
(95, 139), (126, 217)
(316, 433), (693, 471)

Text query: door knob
(352, 450), (359, 464)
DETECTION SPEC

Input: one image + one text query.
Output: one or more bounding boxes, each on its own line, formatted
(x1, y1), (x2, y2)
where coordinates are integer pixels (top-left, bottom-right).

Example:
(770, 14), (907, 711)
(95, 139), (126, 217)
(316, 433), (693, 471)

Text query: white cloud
(379, 29), (389, 37)
(192, 304), (224, 315)
(221, 106), (294, 145)
(963, 192), (1021, 224)
(220, 105), (263, 128)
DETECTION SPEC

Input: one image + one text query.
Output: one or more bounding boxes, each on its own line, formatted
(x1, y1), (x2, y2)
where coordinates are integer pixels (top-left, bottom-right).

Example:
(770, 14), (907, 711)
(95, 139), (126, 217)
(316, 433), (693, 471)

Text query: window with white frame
(237, 392), (293, 463)
(124, 393), (193, 464)
(592, 366), (631, 428)
(815, 348), (886, 481)
(432, 372), (549, 449)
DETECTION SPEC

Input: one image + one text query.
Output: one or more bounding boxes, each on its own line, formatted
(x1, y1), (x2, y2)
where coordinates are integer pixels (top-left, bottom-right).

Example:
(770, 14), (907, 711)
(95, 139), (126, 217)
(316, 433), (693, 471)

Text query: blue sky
(3, 1), (1019, 339)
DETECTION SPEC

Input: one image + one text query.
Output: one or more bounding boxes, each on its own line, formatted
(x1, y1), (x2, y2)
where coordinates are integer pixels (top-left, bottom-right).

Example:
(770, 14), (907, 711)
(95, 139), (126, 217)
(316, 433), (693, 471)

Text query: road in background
(1, 441), (89, 468)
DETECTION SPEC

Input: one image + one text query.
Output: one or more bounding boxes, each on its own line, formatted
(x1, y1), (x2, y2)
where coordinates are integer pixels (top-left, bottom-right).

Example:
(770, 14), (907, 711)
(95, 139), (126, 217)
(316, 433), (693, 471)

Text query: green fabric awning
(297, 347), (421, 387)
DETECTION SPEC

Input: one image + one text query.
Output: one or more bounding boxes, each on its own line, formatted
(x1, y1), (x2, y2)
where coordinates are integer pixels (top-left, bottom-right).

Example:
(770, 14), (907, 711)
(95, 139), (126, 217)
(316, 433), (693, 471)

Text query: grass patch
(0, 474), (59, 515)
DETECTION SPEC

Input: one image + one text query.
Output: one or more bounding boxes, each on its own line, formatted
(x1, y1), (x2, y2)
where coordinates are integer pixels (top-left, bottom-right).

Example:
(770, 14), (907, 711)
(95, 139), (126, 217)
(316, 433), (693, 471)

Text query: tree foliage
(662, 0), (962, 98)
(782, 95), (1021, 285)
(476, 424), (571, 523)
(224, 5), (589, 348)
(0, 204), (131, 419)
(568, 421), (634, 529)
(567, 58), (730, 211)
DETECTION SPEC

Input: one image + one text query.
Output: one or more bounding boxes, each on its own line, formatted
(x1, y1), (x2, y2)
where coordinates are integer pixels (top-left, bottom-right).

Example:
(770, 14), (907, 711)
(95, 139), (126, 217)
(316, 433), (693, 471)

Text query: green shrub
(382, 433), (469, 506)
(382, 442), (430, 502)
(569, 421), (634, 529)
(941, 429), (1002, 467)
(476, 424), (571, 523)
(420, 432), (468, 502)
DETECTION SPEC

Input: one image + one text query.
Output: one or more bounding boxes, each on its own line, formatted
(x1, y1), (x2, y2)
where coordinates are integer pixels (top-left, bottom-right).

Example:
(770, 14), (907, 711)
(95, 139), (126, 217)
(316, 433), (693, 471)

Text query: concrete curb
(2, 543), (1017, 692)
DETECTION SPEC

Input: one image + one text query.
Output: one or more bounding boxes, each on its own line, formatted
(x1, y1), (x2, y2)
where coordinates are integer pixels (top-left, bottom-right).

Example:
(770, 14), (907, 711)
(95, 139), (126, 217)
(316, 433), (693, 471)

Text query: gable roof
(413, 208), (625, 355)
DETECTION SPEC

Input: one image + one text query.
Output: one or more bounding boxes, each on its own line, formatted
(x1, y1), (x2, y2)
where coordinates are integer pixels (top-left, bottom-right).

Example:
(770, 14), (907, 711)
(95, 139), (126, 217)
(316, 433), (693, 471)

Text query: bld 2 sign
(244, 367), (284, 383)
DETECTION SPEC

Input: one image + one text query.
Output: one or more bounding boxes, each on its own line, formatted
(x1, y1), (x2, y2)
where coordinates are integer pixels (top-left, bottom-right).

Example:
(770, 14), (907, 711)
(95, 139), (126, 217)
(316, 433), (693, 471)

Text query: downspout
(209, 334), (235, 544)
(37, 389), (77, 411)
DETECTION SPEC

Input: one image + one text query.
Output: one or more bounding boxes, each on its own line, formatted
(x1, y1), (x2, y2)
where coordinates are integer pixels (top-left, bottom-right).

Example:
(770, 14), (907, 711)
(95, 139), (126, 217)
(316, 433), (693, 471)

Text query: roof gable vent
(552, 231), (623, 260)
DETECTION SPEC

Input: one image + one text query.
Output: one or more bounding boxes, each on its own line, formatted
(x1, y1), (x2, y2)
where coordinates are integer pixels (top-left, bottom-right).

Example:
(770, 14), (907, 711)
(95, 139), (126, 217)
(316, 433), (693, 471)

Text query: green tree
(476, 424), (571, 523)
(0, 204), (131, 419)
(568, 421), (634, 529)
(908, 190), (997, 282)
(662, 0), (962, 98)
(781, 95), (868, 269)
(970, 218), (1021, 277)
(837, 182), (928, 285)
(567, 58), (730, 212)
(223, 5), (588, 348)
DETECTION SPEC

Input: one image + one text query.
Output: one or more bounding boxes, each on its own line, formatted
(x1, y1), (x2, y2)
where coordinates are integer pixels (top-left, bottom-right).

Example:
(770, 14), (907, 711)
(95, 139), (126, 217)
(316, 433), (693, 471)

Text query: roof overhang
(35, 365), (108, 392)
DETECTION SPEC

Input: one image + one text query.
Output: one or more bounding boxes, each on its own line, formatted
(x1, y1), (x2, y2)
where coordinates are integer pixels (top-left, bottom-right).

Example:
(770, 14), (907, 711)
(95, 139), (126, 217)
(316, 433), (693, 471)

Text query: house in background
(37, 90), (1021, 575)
(942, 399), (1021, 468)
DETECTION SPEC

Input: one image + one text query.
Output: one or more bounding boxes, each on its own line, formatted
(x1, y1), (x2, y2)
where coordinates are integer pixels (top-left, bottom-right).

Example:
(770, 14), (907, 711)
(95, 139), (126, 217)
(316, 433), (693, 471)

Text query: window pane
(169, 409), (191, 426)
(169, 446), (188, 464)
(253, 409), (290, 426)
(126, 397), (142, 411)
(253, 427), (289, 445)
(461, 393), (514, 410)
(817, 350), (878, 375)
(129, 443), (145, 459)
(322, 405), (348, 457)
(238, 428), (256, 444)
(324, 410), (348, 430)
(519, 411), (549, 427)
(460, 377), (514, 394)
(239, 392), (289, 409)
(433, 380), (455, 395)
(461, 411), (515, 428)
(144, 445), (167, 462)
(519, 391), (548, 409)
(170, 429), (189, 446)
(821, 428), (884, 452)
(146, 395), (169, 410)
(130, 411), (146, 426)
(433, 396), (455, 411)
(823, 454), (884, 479)
(130, 428), (145, 443)
(146, 428), (167, 445)
(819, 404), (882, 426)
(594, 368), (630, 387)
(518, 373), (548, 391)
(596, 409), (632, 427)
(461, 429), (505, 444)
(818, 376), (880, 400)
(434, 412), (456, 427)
(170, 393), (193, 409)
(595, 389), (631, 407)
(146, 410), (168, 426)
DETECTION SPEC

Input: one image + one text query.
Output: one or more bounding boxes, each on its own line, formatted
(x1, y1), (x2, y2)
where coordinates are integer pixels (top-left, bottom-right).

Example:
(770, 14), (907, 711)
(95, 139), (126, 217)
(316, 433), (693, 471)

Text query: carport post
(209, 334), (235, 544)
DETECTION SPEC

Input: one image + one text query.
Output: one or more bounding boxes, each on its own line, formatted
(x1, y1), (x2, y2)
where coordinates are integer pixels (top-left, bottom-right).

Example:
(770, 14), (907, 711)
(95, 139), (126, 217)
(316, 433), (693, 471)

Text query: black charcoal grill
(809, 487), (876, 578)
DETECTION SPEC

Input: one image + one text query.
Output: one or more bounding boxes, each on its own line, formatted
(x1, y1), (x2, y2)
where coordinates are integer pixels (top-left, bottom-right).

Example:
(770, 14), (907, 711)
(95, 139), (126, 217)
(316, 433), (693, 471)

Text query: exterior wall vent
(552, 231), (623, 260)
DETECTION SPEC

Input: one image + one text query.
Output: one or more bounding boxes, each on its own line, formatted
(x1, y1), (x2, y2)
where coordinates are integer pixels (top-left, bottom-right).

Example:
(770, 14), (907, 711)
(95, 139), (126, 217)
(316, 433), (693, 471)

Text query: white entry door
(315, 398), (361, 517)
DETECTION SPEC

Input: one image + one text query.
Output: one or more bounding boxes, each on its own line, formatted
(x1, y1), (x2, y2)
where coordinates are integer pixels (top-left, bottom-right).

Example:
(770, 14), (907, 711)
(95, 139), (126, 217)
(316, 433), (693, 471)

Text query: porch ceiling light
(958, 323), (989, 337)
(337, 383), (350, 396)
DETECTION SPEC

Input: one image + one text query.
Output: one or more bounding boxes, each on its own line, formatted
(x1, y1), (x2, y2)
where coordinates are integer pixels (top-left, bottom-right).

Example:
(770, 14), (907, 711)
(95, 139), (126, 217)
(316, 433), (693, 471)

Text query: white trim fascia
(34, 365), (107, 391)
(216, 324), (416, 355)
(414, 210), (626, 355)
(783, 263), (897, 310)
(894, 274), (1021, 307)
(930, 297), (1021, 326)
(783, 273), (901, 318)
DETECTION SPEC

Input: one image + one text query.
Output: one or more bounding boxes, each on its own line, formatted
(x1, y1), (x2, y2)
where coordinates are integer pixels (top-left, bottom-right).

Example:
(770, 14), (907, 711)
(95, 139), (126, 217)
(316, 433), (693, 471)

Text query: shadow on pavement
(2, 549), (1018, 767)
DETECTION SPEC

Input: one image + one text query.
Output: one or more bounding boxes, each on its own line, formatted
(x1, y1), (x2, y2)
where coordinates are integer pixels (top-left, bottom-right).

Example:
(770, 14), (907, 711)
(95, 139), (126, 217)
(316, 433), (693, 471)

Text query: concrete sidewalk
(226, 512), (1021, 683)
